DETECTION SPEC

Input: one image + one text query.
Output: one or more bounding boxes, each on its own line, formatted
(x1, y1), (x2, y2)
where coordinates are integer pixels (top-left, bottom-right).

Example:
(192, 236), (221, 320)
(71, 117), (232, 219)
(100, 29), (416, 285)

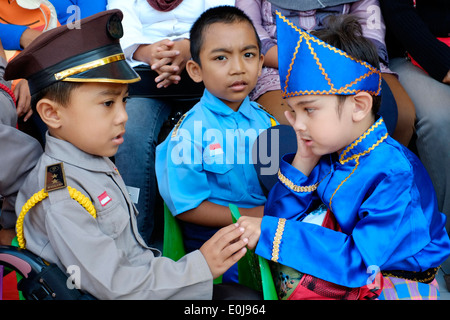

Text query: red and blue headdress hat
(276, 11), (382, 98)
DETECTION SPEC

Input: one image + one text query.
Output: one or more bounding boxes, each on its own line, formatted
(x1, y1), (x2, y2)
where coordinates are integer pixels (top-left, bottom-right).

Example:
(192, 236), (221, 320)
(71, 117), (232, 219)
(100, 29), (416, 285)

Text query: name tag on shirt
(126, 186), (140, 204)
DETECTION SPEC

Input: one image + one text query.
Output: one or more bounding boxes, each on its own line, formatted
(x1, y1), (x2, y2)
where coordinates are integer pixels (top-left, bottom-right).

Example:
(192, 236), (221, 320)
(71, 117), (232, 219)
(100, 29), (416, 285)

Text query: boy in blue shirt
(155, 5), (277, 282)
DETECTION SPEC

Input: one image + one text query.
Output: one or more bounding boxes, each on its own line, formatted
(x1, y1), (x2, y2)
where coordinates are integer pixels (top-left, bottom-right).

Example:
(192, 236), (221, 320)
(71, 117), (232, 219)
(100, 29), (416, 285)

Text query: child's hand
(200, 223), (248, 279)
(236, 216), (262, 250)
(284, 110), (320, 176)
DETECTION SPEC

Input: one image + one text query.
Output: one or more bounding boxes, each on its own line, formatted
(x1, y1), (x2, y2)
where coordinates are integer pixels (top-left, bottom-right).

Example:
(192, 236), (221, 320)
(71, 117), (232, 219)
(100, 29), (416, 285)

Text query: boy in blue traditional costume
(237, 12), (450, 300)
(155, 5), (277, 283)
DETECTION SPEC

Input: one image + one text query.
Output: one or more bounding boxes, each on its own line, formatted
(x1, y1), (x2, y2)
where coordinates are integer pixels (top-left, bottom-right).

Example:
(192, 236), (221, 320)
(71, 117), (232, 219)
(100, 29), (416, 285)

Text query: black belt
(382, 267), (439, 284)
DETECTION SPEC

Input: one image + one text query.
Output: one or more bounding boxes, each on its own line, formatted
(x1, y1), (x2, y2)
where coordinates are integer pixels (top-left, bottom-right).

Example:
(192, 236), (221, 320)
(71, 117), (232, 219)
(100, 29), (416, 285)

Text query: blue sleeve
(76, 0), (107, 18)
(0, 24), (28, 50)
(52, 0), (106, 25)
(257, 167), (433, 288)
(155, 128), (210, 216)
(263, 153), (323, 220)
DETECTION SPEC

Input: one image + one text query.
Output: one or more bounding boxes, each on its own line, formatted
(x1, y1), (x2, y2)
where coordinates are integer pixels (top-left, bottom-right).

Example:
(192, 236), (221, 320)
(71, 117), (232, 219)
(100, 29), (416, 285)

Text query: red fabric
(288, 274), (383, 300)
(287, 209), (383, 300)
(321, 208), (341, 231)
(146, 0), (183, 12)
(2, 271), (20, 300)
(0, 82), (16, 105)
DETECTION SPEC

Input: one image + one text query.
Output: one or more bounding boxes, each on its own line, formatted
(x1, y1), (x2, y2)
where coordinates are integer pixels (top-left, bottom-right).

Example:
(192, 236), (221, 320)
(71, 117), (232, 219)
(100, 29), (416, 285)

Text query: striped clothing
(379, 277), (440, 300)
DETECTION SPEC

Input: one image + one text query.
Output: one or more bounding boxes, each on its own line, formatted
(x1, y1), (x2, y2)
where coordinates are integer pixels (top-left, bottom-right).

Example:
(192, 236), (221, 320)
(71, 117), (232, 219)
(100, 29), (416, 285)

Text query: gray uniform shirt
(15, 133), (212, 299)
(0, 57), (42, 229)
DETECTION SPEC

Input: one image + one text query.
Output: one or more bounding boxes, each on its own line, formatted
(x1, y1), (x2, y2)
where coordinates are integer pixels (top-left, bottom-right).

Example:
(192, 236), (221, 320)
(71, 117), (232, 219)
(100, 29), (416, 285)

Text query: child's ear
(186, 60), (203, 83)
(351, 92), (373, 122)
(36, 98), (62, 129)
(258, 53), (264, 77)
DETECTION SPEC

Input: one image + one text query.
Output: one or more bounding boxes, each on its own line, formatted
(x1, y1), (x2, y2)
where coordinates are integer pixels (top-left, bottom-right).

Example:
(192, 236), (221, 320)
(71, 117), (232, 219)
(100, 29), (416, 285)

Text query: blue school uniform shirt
(256, 117), (450, 288)
(156, 89), (276, 276)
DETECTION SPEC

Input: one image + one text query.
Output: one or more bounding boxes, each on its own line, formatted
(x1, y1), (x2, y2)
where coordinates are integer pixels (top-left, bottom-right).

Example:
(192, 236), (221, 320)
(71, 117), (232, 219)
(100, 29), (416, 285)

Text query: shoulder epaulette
(258, 104), (277, 127)
(171, 113), (188, 138)
(16, 162), (96, 249)
(45, 162), (67, 192)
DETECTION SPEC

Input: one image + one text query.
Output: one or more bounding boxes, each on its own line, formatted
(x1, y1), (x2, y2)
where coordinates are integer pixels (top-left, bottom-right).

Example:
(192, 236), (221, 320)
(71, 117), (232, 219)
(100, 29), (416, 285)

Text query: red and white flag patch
(98, 191), (112, 206)
(209, 143), (224, 157)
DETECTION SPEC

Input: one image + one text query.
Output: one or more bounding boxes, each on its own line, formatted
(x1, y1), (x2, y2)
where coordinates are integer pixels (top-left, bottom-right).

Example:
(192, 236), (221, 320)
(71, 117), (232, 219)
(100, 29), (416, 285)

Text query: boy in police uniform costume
(5, 10), (252, 300)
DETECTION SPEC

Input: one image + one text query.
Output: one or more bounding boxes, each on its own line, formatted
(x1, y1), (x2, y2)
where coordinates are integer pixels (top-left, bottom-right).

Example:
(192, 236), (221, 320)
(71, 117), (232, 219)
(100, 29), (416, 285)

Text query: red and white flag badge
(98, 191), (112, 207)
(209, 143), (224, 157)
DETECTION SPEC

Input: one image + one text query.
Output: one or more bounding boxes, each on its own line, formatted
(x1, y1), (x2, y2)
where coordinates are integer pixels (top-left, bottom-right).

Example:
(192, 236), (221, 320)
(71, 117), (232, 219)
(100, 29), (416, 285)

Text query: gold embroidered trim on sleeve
(271, 218), (286, 262)
(278, 169), (319, 192)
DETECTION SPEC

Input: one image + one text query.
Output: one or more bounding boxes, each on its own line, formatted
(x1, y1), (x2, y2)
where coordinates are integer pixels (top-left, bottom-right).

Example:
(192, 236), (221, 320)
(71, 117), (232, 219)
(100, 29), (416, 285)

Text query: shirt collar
(338, 117), (389, 164)
(200, 89), (254, 120)
(44, 132), (117, 173)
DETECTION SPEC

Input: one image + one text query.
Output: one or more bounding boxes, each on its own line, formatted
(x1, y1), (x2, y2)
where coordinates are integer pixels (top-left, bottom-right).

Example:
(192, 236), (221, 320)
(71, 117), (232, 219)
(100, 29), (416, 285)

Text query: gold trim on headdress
(276, 11), (382, 97)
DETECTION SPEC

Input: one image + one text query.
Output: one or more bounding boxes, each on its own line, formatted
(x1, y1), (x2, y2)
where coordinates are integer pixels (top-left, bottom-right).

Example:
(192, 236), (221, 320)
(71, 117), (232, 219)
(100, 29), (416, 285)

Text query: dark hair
(31, 81), (83, 112)
(311, 14), (382, 115)
(189, 5), (261, 66)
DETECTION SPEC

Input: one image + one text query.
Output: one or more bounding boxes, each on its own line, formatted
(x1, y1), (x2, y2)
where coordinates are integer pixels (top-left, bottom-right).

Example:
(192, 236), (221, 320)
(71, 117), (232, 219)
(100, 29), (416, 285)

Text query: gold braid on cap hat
(54, 53), (125, 81)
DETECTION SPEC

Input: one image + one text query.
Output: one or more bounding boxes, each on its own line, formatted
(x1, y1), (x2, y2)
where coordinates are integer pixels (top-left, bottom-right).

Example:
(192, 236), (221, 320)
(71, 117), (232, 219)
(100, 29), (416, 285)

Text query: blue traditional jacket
(256, 117), (450, 288)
